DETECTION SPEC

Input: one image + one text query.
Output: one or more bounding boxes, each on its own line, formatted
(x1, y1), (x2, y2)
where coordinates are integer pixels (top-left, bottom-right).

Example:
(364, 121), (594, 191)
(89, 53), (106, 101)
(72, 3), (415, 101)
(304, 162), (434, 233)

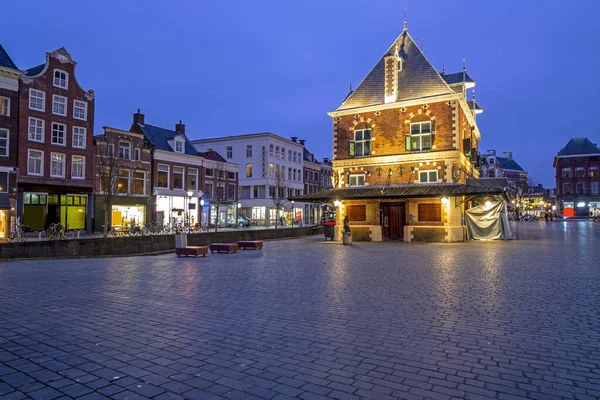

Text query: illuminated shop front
(202, 200), (236, 227)
(155, 194), (199, 227)
(111, 205), (146, 228)
(0, 210), (7, 239)
(22, 193), (88, 231)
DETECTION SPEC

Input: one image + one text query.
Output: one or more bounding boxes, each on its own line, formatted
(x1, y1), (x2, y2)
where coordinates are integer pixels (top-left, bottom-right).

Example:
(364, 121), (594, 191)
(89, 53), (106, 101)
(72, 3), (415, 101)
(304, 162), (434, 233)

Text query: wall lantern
(200, 199), (205, 206)
(237, 202), (242, 208)
(187, 190), (193, 198)
(441, 197), (449, 206)
(333, 200), (342, 208)
(577, 202), (586, 208)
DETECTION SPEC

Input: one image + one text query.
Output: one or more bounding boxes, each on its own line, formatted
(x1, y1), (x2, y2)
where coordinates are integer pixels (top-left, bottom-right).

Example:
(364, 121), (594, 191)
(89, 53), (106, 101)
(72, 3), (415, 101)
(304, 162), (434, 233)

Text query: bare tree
(510, 177), (535, 217)
(270, 170), (292, 229)
(95, 143), (126, 238)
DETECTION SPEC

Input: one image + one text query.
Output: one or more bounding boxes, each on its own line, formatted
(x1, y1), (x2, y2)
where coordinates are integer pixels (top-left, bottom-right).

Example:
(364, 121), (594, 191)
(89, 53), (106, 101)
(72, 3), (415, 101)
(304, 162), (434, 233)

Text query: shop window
(418, 203), (441, 222)
(407, 121), (432, 152)
(118, 170), (130, 194)
(134, 171), (145, 195)
(173, 166), (184, 189)
(187, 168), (197, 191)
(157, 164), (169, 188)
(346, 205), (366, 221)
(419, 170), (438, 183)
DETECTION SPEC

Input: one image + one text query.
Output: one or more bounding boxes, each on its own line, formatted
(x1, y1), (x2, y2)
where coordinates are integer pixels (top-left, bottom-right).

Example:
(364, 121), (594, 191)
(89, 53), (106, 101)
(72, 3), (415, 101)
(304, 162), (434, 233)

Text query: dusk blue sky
(3, 0), (598, 187)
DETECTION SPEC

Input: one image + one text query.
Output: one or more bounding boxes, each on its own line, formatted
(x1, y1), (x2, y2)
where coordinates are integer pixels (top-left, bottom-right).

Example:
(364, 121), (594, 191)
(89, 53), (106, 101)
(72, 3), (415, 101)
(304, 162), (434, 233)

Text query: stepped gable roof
(0, 44), (18, 70)
(137, 123), (198, 156)
(557, 138), (600, 156)
(440, 71), (474, 85)
(497, 157), (525, 172)
(338, 29), (454, 111)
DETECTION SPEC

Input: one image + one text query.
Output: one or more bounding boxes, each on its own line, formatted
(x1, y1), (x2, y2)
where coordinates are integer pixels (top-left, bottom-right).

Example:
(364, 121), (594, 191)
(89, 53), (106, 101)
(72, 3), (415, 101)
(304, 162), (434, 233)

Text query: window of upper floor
(205, 168), (214, 177)
(0, 129), (8, 157)
(246, 163), (253, 178)
(0, 96), (10, 117)
(73, 100), (87, 121)
(29, 89), (45, 112)
(562, 168), (572, 178)
(118, 141), (131, 159)
(226, 146), (233, 159)
(590, 167), (599, 177)
(407, 121), (432, 152)
(419, 169), (438, 183)
(350, 124), (372, 157)
(349, 174), (365, 187)
(52, 95), (67, 116)
(576, 168), (585, 178)
(157, 164), (169, 188)
(174, 139), (184, 153)
(134, 148), (141, 161)
(53, 69), (68, 89)
(246, 145), (252, 158)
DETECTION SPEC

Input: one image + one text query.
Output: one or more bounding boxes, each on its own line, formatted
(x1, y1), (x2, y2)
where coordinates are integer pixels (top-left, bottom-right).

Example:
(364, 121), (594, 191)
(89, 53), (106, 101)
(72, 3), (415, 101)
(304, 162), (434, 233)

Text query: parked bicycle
(7, 218), (28, 243)
(47, 223), (75, 240)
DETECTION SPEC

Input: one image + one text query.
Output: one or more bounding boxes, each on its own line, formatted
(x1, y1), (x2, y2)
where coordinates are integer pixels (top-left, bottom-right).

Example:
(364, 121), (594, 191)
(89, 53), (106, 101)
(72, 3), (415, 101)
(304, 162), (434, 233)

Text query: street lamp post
(187, 191), (193, 232)
(200, 199), (205, 230)
(291, 200), (295, 228)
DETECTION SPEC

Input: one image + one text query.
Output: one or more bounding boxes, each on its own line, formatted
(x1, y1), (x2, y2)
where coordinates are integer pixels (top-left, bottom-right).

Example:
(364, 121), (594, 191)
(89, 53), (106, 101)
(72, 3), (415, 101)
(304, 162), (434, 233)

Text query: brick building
(93, 127), (152, 232)
(553, 138), (600, 218)
(480, 149), (528, 187)
(17, 48), (95, 232)
(302, 143), (332, 224)
(298, 23), (503, 242)
(0, 44), (20, 238)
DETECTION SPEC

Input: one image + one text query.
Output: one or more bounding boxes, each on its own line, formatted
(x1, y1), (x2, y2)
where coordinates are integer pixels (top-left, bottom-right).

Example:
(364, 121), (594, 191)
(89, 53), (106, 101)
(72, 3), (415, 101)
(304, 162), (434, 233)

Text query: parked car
(238, 215), (251, 227)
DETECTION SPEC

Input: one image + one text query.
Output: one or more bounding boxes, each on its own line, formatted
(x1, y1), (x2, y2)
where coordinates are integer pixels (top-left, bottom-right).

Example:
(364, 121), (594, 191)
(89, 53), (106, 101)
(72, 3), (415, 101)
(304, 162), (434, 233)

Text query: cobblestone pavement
(1, 221), (599, 400)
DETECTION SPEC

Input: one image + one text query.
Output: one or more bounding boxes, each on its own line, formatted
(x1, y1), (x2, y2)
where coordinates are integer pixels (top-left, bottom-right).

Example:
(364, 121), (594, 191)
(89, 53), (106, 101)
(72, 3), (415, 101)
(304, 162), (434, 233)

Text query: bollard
(77, 230), (81, 239)
(38, 231), (43, 240)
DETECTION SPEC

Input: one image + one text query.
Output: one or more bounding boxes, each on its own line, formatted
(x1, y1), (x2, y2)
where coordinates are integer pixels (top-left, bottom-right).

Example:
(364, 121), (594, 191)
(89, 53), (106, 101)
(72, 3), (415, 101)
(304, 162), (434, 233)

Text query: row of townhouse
(0, 45), (239, 236)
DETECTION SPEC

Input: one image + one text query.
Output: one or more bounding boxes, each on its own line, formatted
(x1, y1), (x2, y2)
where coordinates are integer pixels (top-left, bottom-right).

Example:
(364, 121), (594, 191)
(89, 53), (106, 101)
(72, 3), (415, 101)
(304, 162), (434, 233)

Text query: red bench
(209, 243), (239, 253)
(237, 240), (264, 250)
(176, 246), (209, 257)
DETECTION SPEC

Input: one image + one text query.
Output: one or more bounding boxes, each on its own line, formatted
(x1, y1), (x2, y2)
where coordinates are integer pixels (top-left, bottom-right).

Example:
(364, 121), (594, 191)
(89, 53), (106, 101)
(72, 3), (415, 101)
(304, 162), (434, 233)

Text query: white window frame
(576, 167), (585, 177)
(29, 89), (45, 112)
(108, 143), (115, 157)
(173, 166), (185, 190)
(72, 126), (86, 149)
(118, 141), (131, 160)
(349, 174), (365, 187)
(71, 155), (85, 180)
(353, 128), (372, 157)
(246, 163), (253, 178)
(419, 169), (439, 183)
(157, 164), (170, 188)
(73, 100), (87, 121)
(27, 149), (44, 176)
(187, 168), (198, 191)
(50, 152), (66, 178)
(134, 171), (146, 195)
(28, 117), (45, 143)
(174, 139), (184, 153)
(408, 121), (433, 152)
(0, 129), (8, 157)
(246, 145), (252, 158)
(53, 69), (68, 89)
(0, 96), (10, 117)
(51, 123), (66, 146)
(52, 95), (67, 116)
(134, 148), (141, 161)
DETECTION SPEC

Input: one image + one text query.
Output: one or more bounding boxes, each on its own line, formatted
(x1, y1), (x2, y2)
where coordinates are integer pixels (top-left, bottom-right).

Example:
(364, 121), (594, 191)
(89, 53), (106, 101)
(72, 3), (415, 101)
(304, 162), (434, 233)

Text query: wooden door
(382, 203), (405, 240)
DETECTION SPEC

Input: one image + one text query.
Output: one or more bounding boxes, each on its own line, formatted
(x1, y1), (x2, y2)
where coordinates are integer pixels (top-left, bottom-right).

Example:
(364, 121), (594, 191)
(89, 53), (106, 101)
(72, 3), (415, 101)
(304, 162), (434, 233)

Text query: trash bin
(343, 231), (352, 245)
(175, 234), (188, 249)
(324, 222), (336, 240)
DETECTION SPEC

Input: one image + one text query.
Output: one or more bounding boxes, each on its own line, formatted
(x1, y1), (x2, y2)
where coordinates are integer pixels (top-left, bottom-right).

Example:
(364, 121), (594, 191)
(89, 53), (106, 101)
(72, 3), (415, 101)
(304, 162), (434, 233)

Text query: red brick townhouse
(17, 48), (95, 232)
(129, 110), (238, 228)
(298, 23), (504, 242)
(0, 44), (20, 238)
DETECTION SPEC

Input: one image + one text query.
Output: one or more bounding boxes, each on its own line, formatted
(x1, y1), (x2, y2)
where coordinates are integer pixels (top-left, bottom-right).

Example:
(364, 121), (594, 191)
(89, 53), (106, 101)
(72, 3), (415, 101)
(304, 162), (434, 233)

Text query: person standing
(545, 212), (549, 222)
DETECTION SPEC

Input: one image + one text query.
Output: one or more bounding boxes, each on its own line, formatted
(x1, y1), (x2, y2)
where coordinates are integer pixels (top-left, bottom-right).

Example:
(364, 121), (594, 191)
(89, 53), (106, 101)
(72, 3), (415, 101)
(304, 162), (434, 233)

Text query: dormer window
(53, 70), (68, 89)
(175, 139), (184, 153)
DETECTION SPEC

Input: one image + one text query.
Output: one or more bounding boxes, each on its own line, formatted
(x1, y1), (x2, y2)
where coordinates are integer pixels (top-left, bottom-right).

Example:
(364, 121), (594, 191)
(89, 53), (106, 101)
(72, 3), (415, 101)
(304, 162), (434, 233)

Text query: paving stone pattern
(1, 221), (600, 399)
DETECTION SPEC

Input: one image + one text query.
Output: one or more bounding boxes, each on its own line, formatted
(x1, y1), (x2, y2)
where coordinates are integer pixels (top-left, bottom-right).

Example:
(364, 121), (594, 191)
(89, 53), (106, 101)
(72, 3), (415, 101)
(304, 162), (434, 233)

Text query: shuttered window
(418, 203), (441, 222)
(346, 205), (366, 222)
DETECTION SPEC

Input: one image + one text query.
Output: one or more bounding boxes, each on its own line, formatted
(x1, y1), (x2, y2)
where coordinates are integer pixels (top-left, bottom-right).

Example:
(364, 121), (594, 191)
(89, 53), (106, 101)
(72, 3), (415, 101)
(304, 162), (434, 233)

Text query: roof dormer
(168, 135), (186, 154)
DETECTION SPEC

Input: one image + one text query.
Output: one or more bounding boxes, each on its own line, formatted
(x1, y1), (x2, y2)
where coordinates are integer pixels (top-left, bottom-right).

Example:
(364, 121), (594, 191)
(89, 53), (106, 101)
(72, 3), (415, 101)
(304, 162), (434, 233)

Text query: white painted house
(192, 133), (306, 225)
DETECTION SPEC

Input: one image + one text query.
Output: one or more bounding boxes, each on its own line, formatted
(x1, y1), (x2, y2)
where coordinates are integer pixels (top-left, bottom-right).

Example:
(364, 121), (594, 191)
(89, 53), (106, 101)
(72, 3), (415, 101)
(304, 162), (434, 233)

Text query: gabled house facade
(553, 138), (600, 218)
(93, 127), (152, 232)
(17, 48), (95, 232)
(299, 24), (503, 242)
(0, 44), (20, 238)
(481, 149), (528, 187)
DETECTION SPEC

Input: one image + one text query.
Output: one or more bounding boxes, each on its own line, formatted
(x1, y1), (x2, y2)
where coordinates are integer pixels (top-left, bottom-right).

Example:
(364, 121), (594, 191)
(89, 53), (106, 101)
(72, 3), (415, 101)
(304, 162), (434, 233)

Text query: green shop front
(20, 192), (91, 232)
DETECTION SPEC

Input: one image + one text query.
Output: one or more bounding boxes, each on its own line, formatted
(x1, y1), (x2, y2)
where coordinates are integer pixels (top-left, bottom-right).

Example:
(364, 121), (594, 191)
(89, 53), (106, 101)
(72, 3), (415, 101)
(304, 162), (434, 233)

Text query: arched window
(350, 123), (372, 157)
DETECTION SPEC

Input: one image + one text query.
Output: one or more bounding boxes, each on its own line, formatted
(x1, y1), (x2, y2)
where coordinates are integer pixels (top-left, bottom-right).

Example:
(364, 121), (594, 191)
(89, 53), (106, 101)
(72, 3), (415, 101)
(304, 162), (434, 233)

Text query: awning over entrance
(292, 182), (507, 202)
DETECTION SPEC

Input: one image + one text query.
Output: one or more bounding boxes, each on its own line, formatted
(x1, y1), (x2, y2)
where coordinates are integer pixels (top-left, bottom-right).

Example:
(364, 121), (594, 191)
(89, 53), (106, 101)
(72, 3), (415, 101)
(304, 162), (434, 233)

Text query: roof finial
(442, 62), (445, 74)
(462, 57), (466, 72)
(420, 39), (424, 53)
(403, 6), (407, 31)
(349, 80), (353, 93)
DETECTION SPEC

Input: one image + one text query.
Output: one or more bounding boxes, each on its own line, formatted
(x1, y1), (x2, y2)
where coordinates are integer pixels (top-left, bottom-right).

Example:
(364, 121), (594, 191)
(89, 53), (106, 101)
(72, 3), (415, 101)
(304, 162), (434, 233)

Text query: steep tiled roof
(303, 147), (321, 164)
(557, 138), (600, 156)
(497, 157), (525, 172)
(25, 64), (45, 76)
(440, 71), (474, 85)
(292, 183), (504, 202)
(197, 150), (227, 163)
(338, 30), (454, 111)
(0, 44), (18, 70)
(137, 123), (199, 156)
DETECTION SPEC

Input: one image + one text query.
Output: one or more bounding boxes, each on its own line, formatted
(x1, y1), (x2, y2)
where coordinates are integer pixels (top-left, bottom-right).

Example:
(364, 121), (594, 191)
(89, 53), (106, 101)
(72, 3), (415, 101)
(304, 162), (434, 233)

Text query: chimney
(487, 149), (496, 156)
(323, 158), (330, 163)
(290, 136), (298, 143)
(133, 108), (145, 125)
(299, 139), (306, 146)
(175, 120), (185, 135)
(503, 151), (513, 159)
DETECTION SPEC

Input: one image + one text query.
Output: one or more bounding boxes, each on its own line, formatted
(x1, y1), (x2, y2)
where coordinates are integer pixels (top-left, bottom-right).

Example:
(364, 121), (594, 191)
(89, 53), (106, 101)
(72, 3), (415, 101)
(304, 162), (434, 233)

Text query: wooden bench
(176, 246), (209, 257)
(209, 243), (239, 253)
(237, 240), (264, 250)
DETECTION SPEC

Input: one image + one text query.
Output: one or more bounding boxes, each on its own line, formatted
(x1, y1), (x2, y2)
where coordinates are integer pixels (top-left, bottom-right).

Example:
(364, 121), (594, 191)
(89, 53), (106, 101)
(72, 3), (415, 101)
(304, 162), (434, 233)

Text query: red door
(382, 203), (405, 240)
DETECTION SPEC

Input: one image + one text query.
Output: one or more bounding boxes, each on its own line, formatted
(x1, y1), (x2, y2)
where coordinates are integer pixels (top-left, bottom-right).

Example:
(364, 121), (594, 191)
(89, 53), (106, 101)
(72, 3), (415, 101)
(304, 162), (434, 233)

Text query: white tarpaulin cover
(465, 199), (512, 240)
